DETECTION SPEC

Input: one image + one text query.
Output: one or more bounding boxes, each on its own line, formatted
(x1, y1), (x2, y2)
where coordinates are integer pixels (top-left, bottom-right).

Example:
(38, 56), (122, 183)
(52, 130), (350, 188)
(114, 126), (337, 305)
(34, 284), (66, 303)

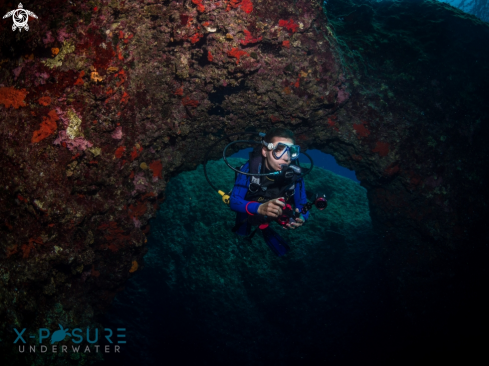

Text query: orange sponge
(0, 86), (28, 109)
(32, 110), (59, 143)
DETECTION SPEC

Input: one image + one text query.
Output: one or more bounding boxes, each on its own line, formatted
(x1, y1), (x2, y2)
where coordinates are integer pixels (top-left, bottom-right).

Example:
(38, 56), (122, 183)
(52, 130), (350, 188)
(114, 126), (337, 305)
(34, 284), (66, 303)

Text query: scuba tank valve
(218, 190), (231, 205)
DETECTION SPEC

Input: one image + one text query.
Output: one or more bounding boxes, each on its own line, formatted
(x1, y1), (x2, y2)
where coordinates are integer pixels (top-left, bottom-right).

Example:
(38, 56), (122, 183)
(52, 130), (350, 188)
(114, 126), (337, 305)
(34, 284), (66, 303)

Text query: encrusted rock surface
(0, 0), (488, 364)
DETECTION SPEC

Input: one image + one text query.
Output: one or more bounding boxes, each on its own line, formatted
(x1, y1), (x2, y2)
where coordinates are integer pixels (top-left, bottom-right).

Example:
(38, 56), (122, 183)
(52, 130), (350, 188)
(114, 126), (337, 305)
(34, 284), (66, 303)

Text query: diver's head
(261, 128), (299, 172)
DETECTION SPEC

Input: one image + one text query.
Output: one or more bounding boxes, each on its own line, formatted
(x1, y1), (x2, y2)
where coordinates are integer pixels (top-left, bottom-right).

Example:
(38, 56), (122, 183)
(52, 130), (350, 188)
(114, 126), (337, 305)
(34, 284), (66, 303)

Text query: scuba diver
(230, 128), (309, 256)
(203, 127), (327, 257)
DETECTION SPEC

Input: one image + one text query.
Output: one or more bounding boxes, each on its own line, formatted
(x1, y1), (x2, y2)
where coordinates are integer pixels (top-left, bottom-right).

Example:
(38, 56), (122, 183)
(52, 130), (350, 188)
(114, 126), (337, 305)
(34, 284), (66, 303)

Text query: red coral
(22, 237), (43, 259)
(227, 48), (249, 64)
(408, 171), (422, 187)
(174, 87), (184, 96)
(372, 141), (390, 157)
(115, 146), (126, 158)
(98, 221), (130, 253)
(240, 0), (253, 13)
(190, 33), (203, 44)
(240, 29), (262, 45)
(226, 0), (239, 11)
(279, 19), (299, 33)
(353, 121), (370, 139)
(74, 70), (85, 86)
(227, 0), (253, 13)
(270, 115), (281, 123)
(282, 40), (290, 48)
(115, 69), (126, 88)
(38, 96), (52, 106)
(128, 202), (148, 220)
(130, 145), (143, 161)
(142, 192), (156, 199)
(327, 116), (340, 131)
(207, 51), (213, 62)
(180, 14), (189, 26)
(21, 243), (34, 259)
(121, 91), (129, 104)
(182, 96), (200, 107)
(91, 264), (100, 277)
(383, 162), (399, 177)
(0, 86), (28, 109)
(149, 160), (163, 178)
(192, 0), (205, 12)
(117, 44), (123, 60)
(6, 244), (18, 258)
(32, 109), (59, 143)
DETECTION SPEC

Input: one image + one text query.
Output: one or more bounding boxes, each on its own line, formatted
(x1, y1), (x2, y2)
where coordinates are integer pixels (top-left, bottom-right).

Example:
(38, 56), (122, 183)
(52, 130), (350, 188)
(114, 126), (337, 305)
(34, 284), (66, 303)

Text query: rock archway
(0, 0), (488, 364)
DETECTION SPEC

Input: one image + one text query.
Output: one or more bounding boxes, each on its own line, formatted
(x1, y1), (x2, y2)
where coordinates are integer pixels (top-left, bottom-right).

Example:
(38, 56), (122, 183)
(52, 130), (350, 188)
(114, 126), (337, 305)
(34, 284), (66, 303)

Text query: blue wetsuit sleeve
(294, 177), (310, 221)
(229, 162), (261, 215)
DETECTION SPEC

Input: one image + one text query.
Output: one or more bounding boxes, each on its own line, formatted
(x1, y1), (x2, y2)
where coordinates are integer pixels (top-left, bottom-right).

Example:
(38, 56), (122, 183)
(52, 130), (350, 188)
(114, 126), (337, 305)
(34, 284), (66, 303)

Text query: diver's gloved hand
(257, 198), (286, 218)
(284, 208), (305, 230)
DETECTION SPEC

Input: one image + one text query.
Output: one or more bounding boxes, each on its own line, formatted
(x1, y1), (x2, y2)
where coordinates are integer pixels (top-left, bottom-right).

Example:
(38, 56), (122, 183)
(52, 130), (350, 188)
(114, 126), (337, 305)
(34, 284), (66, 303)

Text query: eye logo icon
(3, 3), (38, 32)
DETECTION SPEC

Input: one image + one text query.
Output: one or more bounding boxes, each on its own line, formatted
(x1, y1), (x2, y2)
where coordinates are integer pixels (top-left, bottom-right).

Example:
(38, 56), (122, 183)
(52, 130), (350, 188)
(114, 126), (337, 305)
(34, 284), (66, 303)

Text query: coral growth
(53, 131), (94, 152)
(38, 96), (52, 106)
(353, 121), (370, 139)
(149, 160), (163, 179)
(182, 96), (200, 107)
(240, 29), (262, 45)
(192, 0), (205, 12)
(227, 48), (249, 64)
(279, 19), (299, 33)
(129, 260), (138, 273)
(97, 221), (130, 253)
(371, 141), (390, 157)
(115, 146), (126, 158)
(0, 87), (28, 109)
(31, 110), (59, 143)
(131, 144), (144, 161)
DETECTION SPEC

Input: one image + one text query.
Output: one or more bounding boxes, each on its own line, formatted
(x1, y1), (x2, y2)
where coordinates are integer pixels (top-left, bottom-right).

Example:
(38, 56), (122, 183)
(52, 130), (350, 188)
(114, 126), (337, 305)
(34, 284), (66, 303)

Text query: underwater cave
(0, 0), (488, 365)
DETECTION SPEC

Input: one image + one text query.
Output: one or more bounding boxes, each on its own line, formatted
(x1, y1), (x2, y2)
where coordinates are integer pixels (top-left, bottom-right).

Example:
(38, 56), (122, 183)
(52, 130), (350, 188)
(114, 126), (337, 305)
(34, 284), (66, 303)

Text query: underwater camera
(275, 193), (328, 228)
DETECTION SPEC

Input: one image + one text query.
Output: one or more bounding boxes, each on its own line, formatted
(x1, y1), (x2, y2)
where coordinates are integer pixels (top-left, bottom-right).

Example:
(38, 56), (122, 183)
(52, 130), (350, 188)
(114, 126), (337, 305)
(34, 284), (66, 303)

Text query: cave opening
(97, 147), (393, 366)
(228, 147), (360, 184)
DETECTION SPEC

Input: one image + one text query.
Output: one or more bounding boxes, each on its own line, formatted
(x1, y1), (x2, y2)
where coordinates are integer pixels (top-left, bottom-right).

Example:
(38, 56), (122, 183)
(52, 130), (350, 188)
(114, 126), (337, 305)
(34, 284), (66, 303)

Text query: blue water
(229, 148), (360, 183)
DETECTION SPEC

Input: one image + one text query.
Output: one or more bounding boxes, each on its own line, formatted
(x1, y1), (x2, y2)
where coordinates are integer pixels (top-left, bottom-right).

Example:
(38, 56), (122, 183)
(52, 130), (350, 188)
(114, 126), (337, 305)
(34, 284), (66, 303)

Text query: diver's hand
(257, 198), (285, 218)
(283, 209), (305, 230)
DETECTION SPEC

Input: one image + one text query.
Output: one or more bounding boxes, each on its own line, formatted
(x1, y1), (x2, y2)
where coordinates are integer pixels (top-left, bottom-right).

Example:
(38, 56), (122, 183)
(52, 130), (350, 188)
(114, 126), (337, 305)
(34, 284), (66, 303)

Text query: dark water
(93, 152), (484, 366)
(95, 261), (487, 366)
(95, 267), (486, 366)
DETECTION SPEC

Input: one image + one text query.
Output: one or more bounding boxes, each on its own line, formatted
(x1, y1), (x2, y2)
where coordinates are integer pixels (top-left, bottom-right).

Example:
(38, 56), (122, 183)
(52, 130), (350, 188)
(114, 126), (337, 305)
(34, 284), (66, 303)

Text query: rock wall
(0, 0), (488, 364)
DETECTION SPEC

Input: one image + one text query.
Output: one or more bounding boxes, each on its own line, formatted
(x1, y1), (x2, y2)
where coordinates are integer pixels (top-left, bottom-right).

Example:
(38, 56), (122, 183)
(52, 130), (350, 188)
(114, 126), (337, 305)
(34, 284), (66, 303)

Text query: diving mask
(262, 140), (300, 160)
